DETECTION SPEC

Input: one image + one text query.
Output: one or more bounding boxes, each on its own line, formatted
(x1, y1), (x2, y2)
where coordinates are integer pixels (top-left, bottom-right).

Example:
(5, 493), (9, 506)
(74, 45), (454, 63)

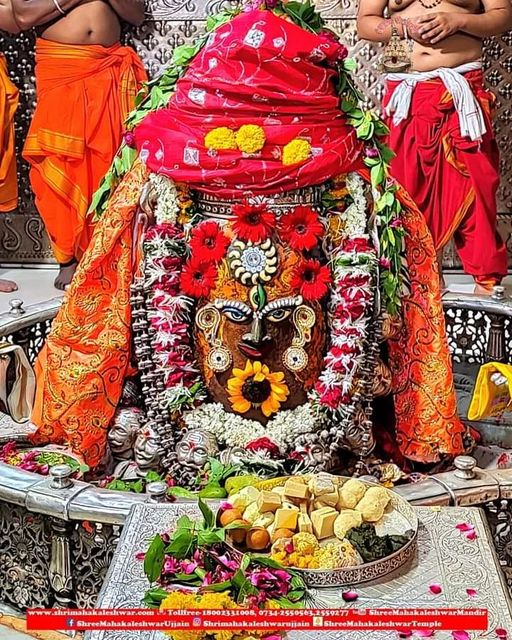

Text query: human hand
(416, 12), (463, 44)
(402, 17), (432, 44)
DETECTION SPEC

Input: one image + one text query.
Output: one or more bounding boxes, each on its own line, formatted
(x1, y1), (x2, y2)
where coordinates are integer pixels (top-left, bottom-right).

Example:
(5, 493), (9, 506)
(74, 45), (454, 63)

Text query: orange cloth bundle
(24, 39), (147, 263)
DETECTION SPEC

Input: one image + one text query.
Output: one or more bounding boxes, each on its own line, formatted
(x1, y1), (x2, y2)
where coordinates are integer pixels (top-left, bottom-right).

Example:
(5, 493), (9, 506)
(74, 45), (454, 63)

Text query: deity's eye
(222, 306), (252, 323)
(266, 308), (292, 323)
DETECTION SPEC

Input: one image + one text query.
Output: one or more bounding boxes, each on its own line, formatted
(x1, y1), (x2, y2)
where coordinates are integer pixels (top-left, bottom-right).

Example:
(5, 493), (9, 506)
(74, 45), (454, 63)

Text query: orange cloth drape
(383, 71), (507, 286)
(388, 184), (466, 463)
(0, 53), (18, 212)
(31, 161), (148, 467)
(23, 39), (147, 264)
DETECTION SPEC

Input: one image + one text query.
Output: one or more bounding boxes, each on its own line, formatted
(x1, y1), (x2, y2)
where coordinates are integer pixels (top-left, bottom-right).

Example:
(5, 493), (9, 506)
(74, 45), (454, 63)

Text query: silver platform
(86, 503), (512, 640)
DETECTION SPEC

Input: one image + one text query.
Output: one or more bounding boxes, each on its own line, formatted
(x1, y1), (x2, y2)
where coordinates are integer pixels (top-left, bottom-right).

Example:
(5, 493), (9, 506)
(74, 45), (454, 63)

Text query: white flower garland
(183, 402), (320, 453)
(148, 173), (180, 225)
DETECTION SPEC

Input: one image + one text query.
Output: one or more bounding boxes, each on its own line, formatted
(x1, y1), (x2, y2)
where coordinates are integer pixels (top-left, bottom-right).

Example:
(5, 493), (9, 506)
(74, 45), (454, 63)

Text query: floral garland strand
(142, 185), (207, 414)
(311, 173), (378, 413)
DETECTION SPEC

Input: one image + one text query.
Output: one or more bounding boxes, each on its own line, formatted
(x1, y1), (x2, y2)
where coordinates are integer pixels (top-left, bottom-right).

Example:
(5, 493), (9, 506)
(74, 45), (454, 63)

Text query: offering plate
(222, 474), (419, 588)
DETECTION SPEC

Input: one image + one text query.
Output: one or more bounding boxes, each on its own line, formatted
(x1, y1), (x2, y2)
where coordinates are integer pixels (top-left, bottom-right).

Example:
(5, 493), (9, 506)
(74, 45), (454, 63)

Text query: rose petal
(135, 551), (145, 561)
(456, 523), (474, 532)
(342, 590), (359, 602)
(396, 630), (413, 639)
(496, 629), (508, 639)
(466, 530), (477, 541)
(429, 583), (442, 595)
(466, 588), (478, 598)
(415, 631), (435, 638)
(452, 632), (470, 640)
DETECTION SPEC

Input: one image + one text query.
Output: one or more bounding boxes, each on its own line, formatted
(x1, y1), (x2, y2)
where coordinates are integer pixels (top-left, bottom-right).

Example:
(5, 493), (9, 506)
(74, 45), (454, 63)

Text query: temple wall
(0, 0), (510, 265)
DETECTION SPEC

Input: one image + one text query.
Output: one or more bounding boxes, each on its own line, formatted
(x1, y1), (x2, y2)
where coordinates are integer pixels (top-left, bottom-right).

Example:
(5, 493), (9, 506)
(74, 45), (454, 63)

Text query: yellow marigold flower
(204, 127), (237, 150)
(282, 138), (311, 166)
(235, 124), (266, 154)
(161, 592), (240, 640)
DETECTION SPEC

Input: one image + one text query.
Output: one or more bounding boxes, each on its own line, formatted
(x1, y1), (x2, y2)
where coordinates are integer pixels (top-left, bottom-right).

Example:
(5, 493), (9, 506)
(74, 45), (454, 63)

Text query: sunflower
(227, 361), (289, 417)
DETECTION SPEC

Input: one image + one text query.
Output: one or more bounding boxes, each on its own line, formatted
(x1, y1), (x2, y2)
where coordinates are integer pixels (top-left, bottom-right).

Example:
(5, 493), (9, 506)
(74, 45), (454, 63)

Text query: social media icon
(193, 617), (202, 627)
(66, 619), (75, 628)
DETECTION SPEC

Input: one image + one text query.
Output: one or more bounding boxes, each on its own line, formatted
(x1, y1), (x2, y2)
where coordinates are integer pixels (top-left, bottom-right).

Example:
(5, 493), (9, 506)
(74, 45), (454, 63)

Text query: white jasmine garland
(183, 402), (320, 452)
(148, 173), (180, 225)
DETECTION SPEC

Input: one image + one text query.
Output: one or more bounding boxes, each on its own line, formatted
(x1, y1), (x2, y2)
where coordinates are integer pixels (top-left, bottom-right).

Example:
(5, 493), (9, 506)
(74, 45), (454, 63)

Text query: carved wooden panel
(0, 0), (511, 266)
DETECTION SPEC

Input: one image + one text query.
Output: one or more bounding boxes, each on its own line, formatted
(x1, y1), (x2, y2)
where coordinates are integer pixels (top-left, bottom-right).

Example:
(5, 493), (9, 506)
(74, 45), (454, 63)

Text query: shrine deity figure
(30, 2), (469, 478)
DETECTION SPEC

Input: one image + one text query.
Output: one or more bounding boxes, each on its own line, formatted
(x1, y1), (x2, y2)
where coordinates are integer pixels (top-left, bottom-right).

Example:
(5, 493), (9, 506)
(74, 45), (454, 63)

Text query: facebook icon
(66, 619), (75, 628)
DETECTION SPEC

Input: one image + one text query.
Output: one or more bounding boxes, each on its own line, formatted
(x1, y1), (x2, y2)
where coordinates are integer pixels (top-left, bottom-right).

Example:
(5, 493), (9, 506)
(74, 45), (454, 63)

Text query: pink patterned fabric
(135, 9), (363, 197)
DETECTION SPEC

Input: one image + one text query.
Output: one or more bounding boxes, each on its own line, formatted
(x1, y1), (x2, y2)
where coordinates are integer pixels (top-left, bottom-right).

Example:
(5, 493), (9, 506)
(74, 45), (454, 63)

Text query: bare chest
(388, 0), (480, 14)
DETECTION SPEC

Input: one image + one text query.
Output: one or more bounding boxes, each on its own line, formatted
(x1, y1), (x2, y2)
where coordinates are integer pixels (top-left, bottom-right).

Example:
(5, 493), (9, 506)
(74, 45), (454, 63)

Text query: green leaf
(167, 486), (197, 499)
(370, 163), (385, 187)
(275, 596), (305, 609)
(172, 44), (197, 67)
(146, 471), (163, 483)
(132, 479), (145, 494)
(378, 144), (395, 164)
(175, 514), (194, 530)
(142, 587), (169, 609)
(144, 535), (166, 583)
(173, 572), (202, 583)
(197, 529), (225, 546)
(364, 156), (380, 167)
(199, 580), (232, 593)
(166, 529), (195, 560)
(198, 497), (215, 530)
(343, 58), (357, 72)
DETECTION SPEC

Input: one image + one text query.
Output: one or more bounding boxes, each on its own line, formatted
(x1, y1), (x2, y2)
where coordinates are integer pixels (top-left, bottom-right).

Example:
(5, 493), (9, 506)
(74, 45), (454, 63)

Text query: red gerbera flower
(291, 258), (332, 301)
(232, 203), (276, 243)
(180, 259), (217, 298)
(279, 206), (324, 251)
(189, 221), (230, 263)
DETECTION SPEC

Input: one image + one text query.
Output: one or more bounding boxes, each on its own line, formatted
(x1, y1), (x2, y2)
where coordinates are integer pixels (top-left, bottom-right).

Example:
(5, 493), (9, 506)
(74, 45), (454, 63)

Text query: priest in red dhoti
(357, 0), (512, 293)
(12, 0), (147, 289)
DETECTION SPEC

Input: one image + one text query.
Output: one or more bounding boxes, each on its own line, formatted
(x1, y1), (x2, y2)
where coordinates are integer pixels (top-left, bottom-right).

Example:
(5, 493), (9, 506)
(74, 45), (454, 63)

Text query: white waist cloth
(384, 61), (485, 142)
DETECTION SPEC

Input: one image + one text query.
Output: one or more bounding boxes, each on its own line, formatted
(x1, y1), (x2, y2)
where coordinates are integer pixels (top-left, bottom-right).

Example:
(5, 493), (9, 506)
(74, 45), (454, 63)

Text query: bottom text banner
(26, 607), (488, 632)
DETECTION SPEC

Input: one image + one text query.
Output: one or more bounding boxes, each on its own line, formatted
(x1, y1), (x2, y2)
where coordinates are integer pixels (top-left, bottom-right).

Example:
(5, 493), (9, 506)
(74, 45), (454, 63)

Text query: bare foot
(474, 283), (493, 296)
(0, 279), (17, 293)
(54, 261), (78, 290)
